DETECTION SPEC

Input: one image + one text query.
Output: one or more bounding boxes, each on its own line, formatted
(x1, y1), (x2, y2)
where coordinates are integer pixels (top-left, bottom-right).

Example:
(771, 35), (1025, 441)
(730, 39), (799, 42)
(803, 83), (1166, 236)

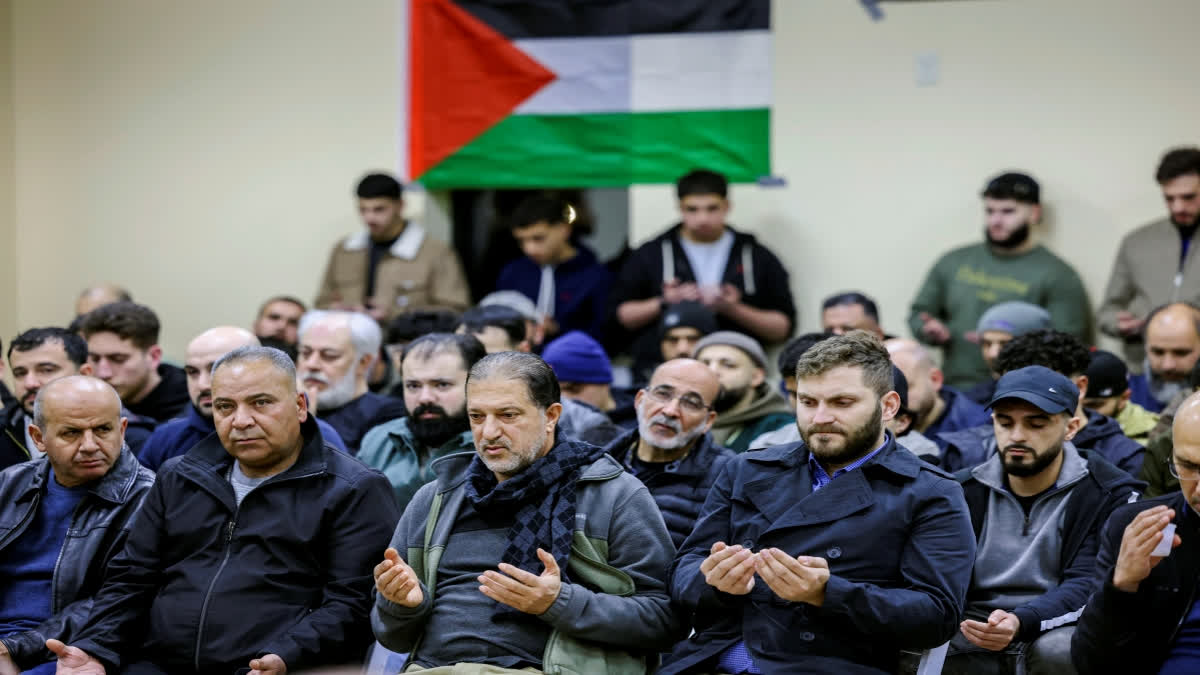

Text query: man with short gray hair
(372, 351), (680, 672)
(0, 376), (154, 675)
(298, 310), (406, 453)
(664, 331), (975, 673)
(49, 346), (398, 675)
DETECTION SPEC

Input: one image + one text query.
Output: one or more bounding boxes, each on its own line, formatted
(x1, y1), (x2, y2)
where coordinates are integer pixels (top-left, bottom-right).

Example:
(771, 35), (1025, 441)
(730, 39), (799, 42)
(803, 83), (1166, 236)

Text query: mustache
(648, 414), (682, 433)
(807, 424), (844, 434)
(1002, 444), (1036, 454)
(301, 371), (330, 384)
(413, 403), (448, 418)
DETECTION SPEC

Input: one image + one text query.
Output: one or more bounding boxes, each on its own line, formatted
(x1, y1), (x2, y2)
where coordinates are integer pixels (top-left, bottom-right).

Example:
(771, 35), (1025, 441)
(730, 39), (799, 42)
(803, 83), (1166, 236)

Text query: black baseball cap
(1085, 350), (1130, 398)
(988, 365), (1078, 415)
(982, 172), (1040, 205)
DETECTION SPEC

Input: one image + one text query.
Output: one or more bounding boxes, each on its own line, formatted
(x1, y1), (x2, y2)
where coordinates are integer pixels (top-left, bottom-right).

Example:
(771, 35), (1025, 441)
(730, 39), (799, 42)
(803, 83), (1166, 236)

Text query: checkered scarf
(463, 438), (605, 587)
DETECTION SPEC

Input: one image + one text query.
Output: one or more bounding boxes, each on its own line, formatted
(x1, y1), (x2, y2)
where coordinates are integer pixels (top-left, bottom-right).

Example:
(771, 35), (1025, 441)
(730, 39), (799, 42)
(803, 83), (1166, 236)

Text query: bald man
(0, 376), (154, 674)
(137, 326), (347, 471)
(1072, 391), (1200, 672)
(73, 284), (131, 318)
(886, 339), (991, 455)
(1129, 303), (1200, 414)
(602, 358), (734, 547)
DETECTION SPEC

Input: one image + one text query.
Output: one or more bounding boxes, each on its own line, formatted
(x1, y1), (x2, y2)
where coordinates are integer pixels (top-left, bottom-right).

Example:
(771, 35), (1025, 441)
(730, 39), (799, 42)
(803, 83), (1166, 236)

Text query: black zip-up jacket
(70, 417), (400, 674)
(0, 448), (155, 670)
(1071, 491), (1200, 673)
(607, 223), (796, 361)
(957, 448), (1144, 642)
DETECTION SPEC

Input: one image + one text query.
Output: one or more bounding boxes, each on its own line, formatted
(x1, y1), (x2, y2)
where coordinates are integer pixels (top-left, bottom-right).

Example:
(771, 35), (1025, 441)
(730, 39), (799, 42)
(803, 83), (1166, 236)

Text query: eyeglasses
(1168, 458), (1200, 481)
(644, 385), (710, 414)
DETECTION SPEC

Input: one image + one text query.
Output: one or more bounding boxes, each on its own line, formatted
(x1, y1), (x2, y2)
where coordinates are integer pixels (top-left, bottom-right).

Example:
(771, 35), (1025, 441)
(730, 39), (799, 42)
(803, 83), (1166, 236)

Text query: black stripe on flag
(456, 0), (769, 39)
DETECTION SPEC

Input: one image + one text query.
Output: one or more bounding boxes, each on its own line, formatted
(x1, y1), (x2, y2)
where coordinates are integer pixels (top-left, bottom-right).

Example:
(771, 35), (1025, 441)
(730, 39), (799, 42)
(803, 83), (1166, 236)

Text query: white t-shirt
(678, 231), (735, 288)
(229, 461), (270, 506)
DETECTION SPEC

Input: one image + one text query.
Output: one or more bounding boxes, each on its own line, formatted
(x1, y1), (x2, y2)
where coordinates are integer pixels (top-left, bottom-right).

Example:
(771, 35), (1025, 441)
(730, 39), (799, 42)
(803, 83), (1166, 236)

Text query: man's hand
(712, 284), (742, 314)
(960, 610), (1020, 651)
(0, 650), (18, 675)
(374, 547), (424, 607)
(918, 312), (951, 345)
(1116, 311), (1146, 338)
(248, 654), (287, 675)
(479, 548), (562, 615)
(663, 279), (702, 304)
(699, 542), (756, 595)
(1113, 505), (1180, 593)
(46, 639), (106, 675)
(754, 548), (830, 606)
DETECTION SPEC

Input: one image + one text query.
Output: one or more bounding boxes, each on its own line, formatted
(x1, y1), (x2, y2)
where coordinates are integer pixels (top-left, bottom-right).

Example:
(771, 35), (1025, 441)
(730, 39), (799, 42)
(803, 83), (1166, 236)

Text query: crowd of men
(0, 145), (1199, 674)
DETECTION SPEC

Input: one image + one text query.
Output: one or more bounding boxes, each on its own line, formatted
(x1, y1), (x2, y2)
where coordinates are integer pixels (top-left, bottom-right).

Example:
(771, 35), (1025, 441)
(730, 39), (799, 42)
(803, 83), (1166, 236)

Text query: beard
(637, 410), (705, 451)
(304, 368), (359, 410)
(477, 427), (546, 478)
(1000, 442), (1063, 478)
(1172, 211), (1200, 228)
(713, 384), (749, 414)
(800, 402), (884, 467)
(986, 222), (1031, 249)
(409, 403), (469, 448)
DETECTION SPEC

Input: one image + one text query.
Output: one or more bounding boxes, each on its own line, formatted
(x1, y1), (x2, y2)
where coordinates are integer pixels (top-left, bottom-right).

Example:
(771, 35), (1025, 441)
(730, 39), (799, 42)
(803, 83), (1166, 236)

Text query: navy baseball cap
(987, 365), (1079, 415)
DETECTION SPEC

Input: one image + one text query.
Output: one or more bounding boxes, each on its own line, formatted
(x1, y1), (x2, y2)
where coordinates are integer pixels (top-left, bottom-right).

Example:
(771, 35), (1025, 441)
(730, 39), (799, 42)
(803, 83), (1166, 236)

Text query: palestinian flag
(402, 0), (771, 188)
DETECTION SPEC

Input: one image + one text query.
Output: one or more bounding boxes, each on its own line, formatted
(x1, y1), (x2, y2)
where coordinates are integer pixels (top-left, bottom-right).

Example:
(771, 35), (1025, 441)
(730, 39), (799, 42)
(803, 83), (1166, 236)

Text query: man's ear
(355, 351), (375, 378)
(929, 367), (944, 391)
(78, 363), (94, 376)
(701, 409), (717, 433)
(880, 391), (901, 422)
(751, 367), (765, 388)
(295, 390), (309, 422)
(29, 424), (46, 452)
(1064, 412), (1084, 441)
(518, 340), (532, 354)
(1073, 375), (1089, 409)
(544, 401), (563, 431)
(147, 345), (163, 368)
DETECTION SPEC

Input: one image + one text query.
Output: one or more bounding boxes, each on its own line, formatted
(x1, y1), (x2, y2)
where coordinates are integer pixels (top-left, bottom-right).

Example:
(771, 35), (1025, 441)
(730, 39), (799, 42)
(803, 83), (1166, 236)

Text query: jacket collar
(180, 415), (328, 488)
(970, 440), (1088, 493)
(714, 389), (791, 427)
(342, 222), (427, 260)
(27, 445), (144, 505)
(740, 434), (915, 536)
(608, 427), (723, 478)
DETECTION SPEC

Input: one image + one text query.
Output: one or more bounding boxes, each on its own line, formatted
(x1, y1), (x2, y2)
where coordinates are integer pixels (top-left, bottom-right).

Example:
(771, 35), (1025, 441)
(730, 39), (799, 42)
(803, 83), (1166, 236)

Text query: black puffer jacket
(0, 447), (155, 670)
(70, 417), (400, 674)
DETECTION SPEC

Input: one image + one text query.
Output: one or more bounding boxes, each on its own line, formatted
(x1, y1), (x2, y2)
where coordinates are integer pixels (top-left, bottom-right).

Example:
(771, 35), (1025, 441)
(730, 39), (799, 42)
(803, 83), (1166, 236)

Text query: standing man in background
(610, 169), (796, 370)
(1100, 147), (1200, 370)
(909, 172), (1092, 389)
(316, 172), (470, 321)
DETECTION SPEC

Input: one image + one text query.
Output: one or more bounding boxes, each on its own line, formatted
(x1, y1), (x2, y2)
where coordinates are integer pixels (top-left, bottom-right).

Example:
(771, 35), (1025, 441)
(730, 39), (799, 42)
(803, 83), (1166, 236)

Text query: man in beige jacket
(315, 173), (470, 322)
(1100, 147), (1200, 370)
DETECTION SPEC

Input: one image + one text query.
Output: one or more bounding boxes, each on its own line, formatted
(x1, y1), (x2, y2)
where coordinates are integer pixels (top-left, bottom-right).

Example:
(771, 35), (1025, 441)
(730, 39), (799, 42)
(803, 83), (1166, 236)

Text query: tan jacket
(314, 223), (470, 321)
(1098, 217), (1200, 368)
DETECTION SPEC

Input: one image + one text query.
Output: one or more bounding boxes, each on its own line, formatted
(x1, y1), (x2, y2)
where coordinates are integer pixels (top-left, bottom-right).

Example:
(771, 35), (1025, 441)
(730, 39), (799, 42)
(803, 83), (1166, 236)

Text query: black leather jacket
(0, 447), (155, 670)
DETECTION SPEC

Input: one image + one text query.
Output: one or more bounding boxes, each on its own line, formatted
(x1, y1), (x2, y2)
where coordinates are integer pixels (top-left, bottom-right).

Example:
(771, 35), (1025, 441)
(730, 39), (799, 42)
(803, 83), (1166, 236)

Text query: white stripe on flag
(632, 30), (771, 112)
(513, 30), (769, 116)
(514, 37), (631, 115)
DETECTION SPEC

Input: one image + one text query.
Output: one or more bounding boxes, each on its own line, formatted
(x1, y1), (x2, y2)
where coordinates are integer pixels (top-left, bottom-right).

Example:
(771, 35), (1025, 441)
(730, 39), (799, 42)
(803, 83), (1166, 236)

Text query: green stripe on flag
(418, 108), (769, 188)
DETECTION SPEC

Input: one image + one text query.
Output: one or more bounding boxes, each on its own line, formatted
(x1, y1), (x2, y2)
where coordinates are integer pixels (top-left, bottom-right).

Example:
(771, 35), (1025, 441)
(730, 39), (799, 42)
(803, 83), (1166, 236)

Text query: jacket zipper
(2, 427), (31, 460)
(188, 468), (322, 670)
(194, 514), (238, 672)
(49, 499), (89, 614)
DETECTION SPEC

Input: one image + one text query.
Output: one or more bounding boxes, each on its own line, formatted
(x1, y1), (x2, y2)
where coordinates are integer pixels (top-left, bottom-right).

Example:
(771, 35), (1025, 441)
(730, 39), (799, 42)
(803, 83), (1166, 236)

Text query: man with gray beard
(604, 359), (734, 548)
(297, 310), (406, 454)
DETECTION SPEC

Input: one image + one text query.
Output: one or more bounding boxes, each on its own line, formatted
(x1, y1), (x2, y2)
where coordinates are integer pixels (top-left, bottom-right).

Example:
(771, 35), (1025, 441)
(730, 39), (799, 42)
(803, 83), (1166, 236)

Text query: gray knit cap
(694, 331), (768, 368)
(977, 301), (1052, 336)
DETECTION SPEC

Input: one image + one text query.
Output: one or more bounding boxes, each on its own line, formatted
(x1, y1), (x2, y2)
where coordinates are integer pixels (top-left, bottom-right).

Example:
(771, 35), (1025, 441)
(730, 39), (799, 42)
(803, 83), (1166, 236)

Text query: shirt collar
(808, 434), (889, 491)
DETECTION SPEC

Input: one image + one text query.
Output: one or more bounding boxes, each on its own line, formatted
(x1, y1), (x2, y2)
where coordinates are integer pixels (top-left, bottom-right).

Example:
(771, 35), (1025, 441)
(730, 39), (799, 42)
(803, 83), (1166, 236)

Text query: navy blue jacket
(661, 436), (975, 674)
(957, 449), (1144, 642)
(939, 410), (1144, 476)
(496, 243), (612, 342)
(321, 392), (407, 455)
(137, 404), (347, 471)
(604, 427), (734, 549)
(925, 386), (992, 452)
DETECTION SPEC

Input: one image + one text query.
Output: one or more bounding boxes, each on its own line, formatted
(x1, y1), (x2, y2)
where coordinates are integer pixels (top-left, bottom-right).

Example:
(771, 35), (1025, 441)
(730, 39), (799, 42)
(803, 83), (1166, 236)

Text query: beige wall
(0, 0), (15, 364)
(8, 0), (1200, 358)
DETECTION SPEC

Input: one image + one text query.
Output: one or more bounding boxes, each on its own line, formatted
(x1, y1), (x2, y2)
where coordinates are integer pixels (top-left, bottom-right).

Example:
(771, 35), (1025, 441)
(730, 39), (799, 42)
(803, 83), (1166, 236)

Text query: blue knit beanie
(542, 331), (613, 384)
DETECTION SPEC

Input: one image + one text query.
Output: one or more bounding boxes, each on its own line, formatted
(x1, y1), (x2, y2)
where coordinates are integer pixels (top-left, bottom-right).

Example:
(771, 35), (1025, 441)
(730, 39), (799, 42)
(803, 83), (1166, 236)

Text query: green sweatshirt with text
(908, 243), (1093, 389)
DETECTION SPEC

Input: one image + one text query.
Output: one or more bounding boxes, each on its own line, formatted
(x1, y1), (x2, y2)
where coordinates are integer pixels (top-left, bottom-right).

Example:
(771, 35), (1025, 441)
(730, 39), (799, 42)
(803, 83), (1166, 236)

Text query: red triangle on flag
(409, 0), (556, 180)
